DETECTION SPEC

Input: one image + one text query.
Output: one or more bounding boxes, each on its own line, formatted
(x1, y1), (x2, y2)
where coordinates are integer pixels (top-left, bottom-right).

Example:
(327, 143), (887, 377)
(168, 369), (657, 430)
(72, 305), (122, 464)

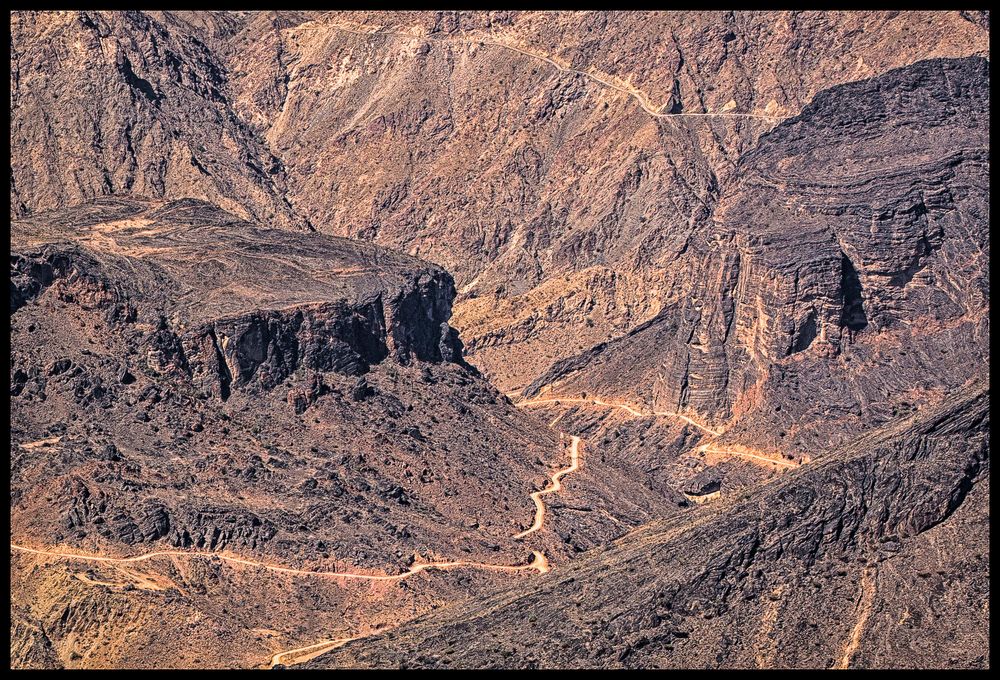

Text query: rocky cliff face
(524, 57), (989, 460)
(9, 10), (990, 671)
(10, 198), (570, 668)
(10, 11), (990, 392)
(12, 197), (467, 387)
(10, 12), (302, 227)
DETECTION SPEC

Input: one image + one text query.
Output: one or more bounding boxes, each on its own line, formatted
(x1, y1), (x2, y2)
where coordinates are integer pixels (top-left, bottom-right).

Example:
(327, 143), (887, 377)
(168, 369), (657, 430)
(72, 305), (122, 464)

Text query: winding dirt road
(8, 543), (550, 581)
(11, 417), (576, 668)
(514, 435), (582, 539)
(519, 395), (722, 436)
(293, 21), (785, 124)
(264, 434), (583, 666)
(519, 394), (803, 470)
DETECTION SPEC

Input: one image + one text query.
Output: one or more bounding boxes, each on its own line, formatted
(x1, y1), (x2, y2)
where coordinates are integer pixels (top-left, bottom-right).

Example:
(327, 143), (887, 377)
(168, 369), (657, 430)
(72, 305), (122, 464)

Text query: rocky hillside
(9, 198), (562, 668)
(309, 381), (989, 669)
(9, 10), (990, 670)
(523, 56), (989, 459)
(10, 11), (990, 391)
(10, 13), (303, 228)
(12, 197), (710, 669)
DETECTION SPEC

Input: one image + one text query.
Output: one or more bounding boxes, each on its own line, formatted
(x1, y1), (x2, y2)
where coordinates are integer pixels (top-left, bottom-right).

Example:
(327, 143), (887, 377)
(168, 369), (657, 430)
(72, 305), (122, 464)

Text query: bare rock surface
(310, 382), (989, 669)
(9, 10), (990, 671)
(524, 56), (989, 462)
(9, 198), (573, 668)
(10, 11), (991, 392)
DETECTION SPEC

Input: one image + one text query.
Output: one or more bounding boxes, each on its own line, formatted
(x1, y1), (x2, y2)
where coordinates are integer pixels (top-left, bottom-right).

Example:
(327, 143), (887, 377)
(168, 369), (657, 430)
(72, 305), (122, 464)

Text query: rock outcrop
(523, 57), (989, 462)
(10, 197), (567, 668)
(10, 12), (991, 392)
(9, 11), (990, 671)
(309, 381), (989, 669)
(12, 197), (466, 391)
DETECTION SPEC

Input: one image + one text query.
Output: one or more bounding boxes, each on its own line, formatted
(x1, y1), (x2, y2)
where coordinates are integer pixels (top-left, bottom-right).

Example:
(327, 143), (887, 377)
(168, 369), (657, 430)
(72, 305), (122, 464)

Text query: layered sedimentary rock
(310, 382), (989, 669)
(9, 10), (990, 671)
(10, 11), (991, 391)
(10, 12), (302, 227)
(524, 57), (989, 462)
(10, 198), (570, 668)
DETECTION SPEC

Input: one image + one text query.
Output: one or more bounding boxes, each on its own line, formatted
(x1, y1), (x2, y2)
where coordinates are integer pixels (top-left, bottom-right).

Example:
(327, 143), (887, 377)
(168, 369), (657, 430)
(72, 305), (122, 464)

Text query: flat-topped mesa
(10, 197), (469, 399)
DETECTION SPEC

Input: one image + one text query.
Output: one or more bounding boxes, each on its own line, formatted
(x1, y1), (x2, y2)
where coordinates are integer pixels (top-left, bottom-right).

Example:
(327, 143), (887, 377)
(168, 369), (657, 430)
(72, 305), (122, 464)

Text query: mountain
(523, 56), (989, 463)
(10, 11), (990, 391)
(10, 197), (688, 668)
(309, 382), (988, 669)
(9, 10), (990, 670)
(10, 197), (555, 667)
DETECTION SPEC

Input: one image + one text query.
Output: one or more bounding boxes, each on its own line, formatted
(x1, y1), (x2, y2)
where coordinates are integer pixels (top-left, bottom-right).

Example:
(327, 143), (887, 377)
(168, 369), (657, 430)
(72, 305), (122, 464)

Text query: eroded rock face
(10, 12), (302, 228)
(8, 11), (989, 671)
(10, 12), (990, 393)
(524, 57), (989, 461)
(11, 198), (468, 402)
(10, 196), (566, 669)
(721, 56), (988, 356)
(309, 383), (989, 670)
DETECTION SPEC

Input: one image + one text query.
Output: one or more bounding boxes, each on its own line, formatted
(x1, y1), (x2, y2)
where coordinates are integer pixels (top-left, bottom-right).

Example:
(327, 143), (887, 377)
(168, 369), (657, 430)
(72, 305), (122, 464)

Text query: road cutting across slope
(292, 21), (785, 124)
(518, 394), (805, 470)
(9, 543), (550, 581)
(518, 395), (722, 436)
(261, 432), (579, 666)
(696, 444), (799, 469)
(271, 636), (361, 668)
(514, 435), (582, 539)
(11, 418), (575, 669)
